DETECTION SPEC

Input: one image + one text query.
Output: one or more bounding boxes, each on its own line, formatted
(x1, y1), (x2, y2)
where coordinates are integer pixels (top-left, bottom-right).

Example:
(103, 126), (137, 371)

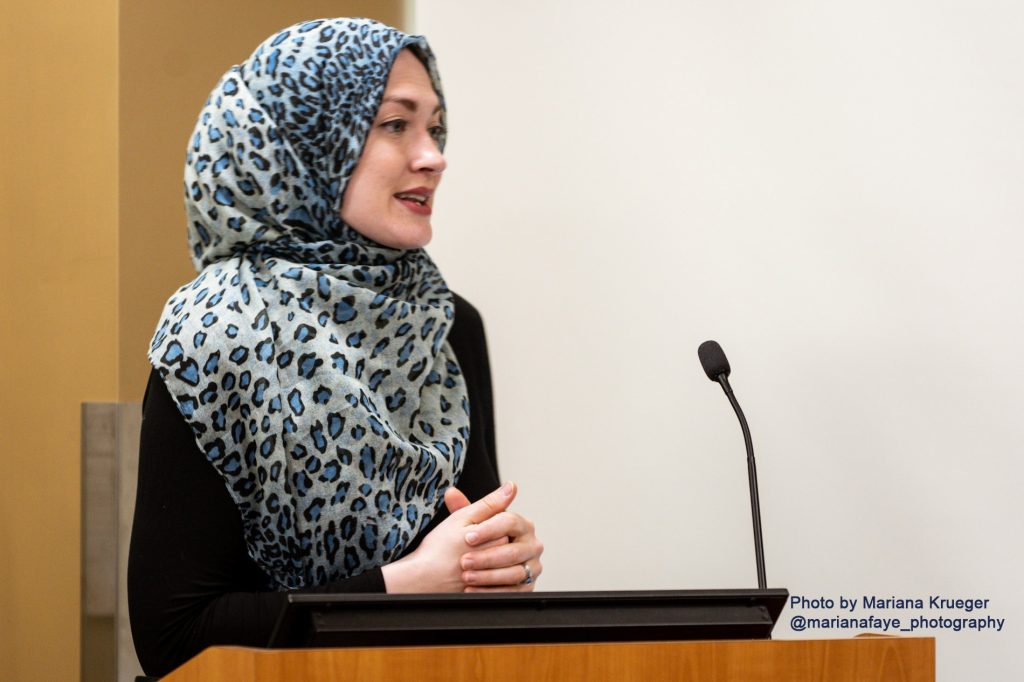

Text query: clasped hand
(381, 481), (544, 593)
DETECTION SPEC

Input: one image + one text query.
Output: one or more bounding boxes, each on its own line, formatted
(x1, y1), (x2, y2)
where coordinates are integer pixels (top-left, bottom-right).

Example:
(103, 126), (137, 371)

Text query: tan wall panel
(119, 1), (407, 401)
(0, 2), (404, 680)
(0, 2), (120, 681)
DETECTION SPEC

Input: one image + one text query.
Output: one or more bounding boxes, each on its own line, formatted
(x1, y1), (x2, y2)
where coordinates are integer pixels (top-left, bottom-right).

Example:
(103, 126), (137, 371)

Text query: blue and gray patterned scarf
(148, 18), (468, 589)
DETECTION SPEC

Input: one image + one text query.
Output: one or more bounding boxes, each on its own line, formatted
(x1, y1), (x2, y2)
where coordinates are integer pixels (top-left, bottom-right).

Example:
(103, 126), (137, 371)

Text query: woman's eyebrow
(381, 96), (443, 115)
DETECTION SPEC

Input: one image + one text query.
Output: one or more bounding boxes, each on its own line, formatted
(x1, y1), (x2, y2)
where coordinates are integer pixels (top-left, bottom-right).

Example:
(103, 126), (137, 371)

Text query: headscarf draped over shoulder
(149, 18), (467, 589)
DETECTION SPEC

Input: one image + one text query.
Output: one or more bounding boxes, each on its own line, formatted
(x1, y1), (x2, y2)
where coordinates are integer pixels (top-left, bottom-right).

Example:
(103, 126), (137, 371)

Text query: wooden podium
(162, 636), (934, 681)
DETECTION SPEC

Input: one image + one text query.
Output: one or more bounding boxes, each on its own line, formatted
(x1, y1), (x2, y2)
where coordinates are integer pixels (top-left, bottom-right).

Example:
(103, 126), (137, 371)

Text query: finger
(460, 540), (534, 571)
(471, 536), (510, 551)
(444, 486), (471, 514)
(464, 582), (535, 593)
(465, 511), (534, 546)
(459, 481), (517, 525)
(462, 564), (531, 587)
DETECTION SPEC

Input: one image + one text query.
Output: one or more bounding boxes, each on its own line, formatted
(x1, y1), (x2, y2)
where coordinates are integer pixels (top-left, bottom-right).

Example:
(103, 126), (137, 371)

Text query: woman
(128, 18), (543, 677)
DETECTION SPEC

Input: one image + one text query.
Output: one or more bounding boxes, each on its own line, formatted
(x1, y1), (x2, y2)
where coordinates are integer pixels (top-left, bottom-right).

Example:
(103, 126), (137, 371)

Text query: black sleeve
(451, 292), (499, 481)
(128, 293), (499, 677)
(128, 370), (386, 677)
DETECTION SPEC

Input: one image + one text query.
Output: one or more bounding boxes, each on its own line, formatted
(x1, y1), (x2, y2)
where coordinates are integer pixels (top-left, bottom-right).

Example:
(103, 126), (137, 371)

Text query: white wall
(415, 2), (1023, 679)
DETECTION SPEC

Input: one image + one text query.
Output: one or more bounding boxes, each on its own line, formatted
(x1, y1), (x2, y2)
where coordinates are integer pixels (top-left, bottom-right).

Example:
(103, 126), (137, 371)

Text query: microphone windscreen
(698, 340), (731, 380)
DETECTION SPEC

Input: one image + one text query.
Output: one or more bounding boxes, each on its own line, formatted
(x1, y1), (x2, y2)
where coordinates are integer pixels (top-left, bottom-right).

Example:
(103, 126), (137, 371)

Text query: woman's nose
(411, 134), (447, 175)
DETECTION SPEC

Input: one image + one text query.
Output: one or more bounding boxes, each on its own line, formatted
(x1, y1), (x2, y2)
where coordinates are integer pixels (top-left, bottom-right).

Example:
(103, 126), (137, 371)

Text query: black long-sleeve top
(128, 293), (500, 678)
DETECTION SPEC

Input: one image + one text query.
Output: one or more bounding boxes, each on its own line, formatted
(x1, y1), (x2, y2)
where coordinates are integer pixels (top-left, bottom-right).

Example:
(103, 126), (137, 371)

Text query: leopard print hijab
(148, 18), (468, 589)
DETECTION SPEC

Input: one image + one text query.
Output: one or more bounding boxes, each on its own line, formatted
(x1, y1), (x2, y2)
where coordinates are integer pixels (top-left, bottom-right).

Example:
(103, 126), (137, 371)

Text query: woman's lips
(395, 196), (432, 215)
(394, 187), (434, 216)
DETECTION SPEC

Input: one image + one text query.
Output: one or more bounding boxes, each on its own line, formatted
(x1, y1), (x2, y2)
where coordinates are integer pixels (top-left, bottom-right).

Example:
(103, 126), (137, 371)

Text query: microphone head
(698, 340), (731, 380)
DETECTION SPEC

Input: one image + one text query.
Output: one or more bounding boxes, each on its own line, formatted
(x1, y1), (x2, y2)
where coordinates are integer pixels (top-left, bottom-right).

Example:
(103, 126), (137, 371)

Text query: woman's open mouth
(394, 189), (433, 215)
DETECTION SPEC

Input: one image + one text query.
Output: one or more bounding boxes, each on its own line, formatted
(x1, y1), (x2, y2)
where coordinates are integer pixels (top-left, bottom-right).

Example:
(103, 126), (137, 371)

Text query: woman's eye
(381, 119), (407, 133)
(429, 125), (446, 142)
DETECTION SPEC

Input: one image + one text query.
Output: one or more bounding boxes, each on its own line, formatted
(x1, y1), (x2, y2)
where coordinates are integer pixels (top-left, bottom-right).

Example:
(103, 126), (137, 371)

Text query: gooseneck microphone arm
(698, 340), (767, 590)
(716, 373), (767, 590)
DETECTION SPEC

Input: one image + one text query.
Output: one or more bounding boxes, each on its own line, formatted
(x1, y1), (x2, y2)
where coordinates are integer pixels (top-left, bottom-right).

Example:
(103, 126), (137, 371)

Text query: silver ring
(520, 562), (534, 585)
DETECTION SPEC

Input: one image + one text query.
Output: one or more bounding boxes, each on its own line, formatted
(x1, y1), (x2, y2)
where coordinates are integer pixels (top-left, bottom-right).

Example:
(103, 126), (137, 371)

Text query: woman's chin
(371, 222), (433, 250)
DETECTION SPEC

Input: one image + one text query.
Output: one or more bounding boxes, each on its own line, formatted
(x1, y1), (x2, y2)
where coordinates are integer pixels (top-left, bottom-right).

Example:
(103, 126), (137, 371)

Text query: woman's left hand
(445, 486), (544, 592)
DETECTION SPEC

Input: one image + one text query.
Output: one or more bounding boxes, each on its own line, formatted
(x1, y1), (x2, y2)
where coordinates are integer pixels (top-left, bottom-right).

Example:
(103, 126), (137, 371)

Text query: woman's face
(341, 49), (446, 249)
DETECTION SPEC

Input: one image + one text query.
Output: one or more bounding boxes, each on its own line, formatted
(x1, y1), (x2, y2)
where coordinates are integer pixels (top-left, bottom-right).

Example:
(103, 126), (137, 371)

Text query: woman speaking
(128, 18), (544, 677)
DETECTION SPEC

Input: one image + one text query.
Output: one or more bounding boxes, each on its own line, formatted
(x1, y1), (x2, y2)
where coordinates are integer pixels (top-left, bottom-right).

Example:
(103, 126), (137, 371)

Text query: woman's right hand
(381, 481), (517, 593)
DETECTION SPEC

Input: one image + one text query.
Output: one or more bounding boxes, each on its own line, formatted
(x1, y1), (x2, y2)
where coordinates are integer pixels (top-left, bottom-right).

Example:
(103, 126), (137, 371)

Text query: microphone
(698, 340), (767, 590)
